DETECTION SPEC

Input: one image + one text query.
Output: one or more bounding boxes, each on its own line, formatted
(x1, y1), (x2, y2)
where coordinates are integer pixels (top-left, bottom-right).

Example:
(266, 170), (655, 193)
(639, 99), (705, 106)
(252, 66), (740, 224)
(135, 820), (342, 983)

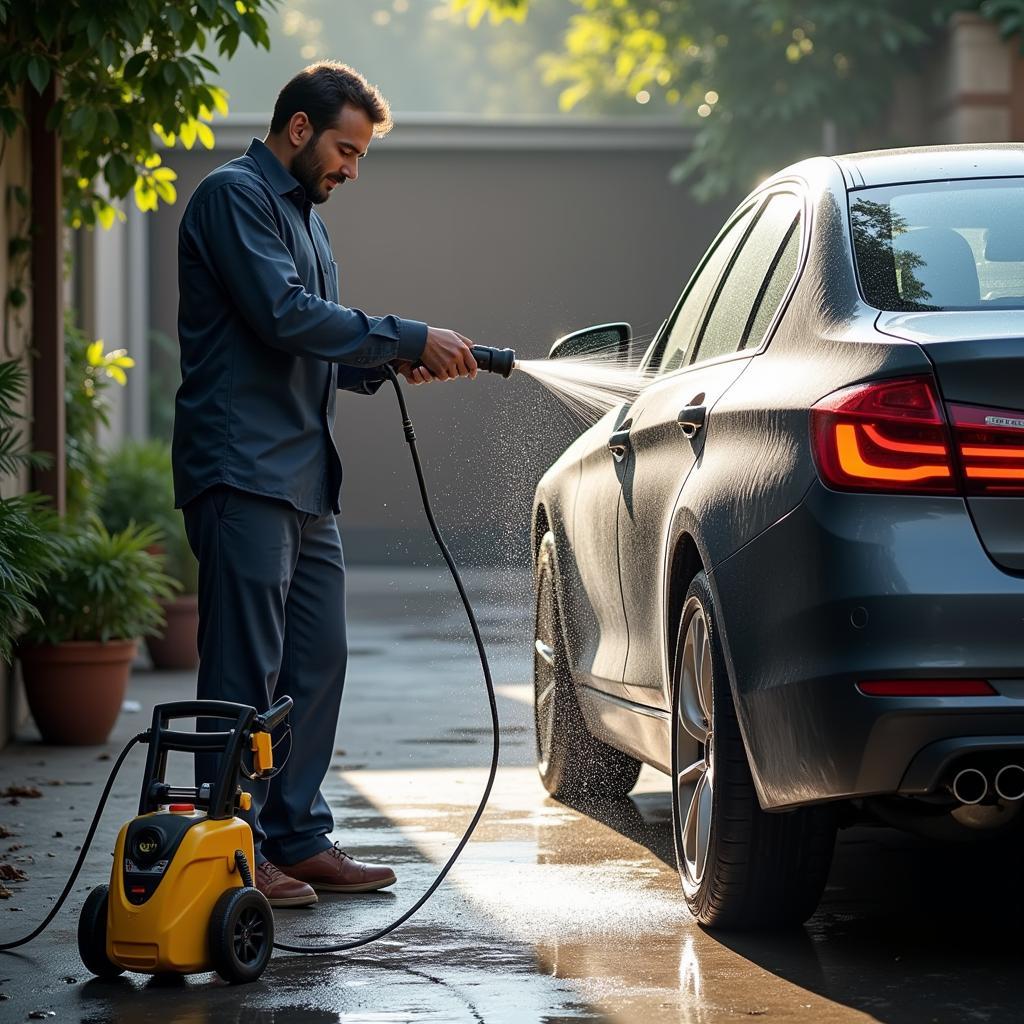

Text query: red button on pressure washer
(168, 804), (195, 813)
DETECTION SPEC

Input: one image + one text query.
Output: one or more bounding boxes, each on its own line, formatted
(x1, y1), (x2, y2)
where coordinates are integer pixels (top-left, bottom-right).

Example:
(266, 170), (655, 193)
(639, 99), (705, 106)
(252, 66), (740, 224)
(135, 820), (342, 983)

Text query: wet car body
(531, 144), (1024, 925)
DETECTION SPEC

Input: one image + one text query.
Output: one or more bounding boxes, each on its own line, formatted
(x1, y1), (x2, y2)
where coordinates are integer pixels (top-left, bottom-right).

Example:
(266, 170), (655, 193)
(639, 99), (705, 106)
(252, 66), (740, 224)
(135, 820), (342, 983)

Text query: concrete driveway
(2, 567), (1024, 1022)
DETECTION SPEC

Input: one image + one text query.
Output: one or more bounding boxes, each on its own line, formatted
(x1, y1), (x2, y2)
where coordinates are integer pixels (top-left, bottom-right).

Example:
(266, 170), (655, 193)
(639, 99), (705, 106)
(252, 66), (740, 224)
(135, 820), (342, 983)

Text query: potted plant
(98, 440), (200, 670)
(18, 518), (178, 745)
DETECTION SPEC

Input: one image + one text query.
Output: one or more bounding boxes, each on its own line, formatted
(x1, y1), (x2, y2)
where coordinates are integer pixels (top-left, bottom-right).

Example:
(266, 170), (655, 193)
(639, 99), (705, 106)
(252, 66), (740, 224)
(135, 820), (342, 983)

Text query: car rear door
(617, 189), (805, 708)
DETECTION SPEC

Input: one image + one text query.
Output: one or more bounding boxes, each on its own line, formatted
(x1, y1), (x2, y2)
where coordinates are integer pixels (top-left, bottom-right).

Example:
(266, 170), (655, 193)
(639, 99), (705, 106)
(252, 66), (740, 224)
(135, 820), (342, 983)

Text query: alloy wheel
(534, 562), (558, 770)
(676, 598), (714, 887)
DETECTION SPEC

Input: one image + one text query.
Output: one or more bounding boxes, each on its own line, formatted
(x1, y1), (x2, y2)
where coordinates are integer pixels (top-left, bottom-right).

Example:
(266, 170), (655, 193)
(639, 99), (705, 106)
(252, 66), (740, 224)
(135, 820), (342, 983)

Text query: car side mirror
(548, 322), (632, 362)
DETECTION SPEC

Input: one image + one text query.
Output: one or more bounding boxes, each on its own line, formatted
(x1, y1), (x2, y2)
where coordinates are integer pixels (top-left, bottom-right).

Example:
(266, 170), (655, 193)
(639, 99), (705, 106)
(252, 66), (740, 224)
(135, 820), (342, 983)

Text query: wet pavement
(2, 567), (1024, 1023)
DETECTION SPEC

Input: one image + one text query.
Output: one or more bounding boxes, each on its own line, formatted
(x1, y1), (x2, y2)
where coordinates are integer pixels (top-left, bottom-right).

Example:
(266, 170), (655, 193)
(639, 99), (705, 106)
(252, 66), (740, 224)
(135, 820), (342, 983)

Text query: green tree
(0, 0), (276, 226)
(464, 0), (1022, 199)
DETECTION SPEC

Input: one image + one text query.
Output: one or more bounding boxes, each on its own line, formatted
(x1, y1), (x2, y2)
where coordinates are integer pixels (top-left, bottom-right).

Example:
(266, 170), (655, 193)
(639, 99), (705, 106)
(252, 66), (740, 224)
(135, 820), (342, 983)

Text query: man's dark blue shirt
(173, 138), (427, 515)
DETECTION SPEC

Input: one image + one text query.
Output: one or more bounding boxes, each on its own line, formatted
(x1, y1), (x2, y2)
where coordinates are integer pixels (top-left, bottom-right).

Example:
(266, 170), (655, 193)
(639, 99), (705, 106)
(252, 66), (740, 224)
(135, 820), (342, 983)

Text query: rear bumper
(711, 481), (1024, 810)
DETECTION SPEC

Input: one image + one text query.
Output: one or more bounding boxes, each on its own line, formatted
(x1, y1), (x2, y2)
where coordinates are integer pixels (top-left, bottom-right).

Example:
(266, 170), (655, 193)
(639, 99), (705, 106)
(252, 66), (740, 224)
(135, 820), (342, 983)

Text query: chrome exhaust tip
(951, 767), (988, 805)
(994, 764), (1024, 801)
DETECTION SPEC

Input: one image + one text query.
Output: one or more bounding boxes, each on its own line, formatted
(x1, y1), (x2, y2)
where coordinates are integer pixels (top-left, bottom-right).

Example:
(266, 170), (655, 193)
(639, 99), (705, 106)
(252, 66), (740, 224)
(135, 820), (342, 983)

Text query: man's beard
(291, 136), (341, 204)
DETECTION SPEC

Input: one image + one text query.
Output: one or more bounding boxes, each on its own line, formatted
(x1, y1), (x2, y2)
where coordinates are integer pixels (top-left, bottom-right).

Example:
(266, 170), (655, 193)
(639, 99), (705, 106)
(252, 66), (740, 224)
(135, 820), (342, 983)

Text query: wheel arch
(665, 530), (705, 691)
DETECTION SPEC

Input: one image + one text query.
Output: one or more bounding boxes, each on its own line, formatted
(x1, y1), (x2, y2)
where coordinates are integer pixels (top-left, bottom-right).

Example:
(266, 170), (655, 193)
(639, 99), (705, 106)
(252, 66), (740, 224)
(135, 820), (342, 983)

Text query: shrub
(21, 518), (179, 646)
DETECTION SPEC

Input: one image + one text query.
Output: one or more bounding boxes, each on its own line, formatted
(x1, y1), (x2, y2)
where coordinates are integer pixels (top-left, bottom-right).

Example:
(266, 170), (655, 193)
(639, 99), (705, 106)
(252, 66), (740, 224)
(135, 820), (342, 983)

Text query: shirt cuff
(396, 319), (428, 362)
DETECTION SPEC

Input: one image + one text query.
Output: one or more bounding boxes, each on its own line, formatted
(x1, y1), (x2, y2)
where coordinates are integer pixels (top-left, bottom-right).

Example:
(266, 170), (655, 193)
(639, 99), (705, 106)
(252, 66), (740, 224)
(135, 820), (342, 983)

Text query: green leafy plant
(97, 440), (175, 537)
(0, 357), (63, 660)
(0, 0), (276, 227)
(0, 492), (62, 660)
(466, 0), (1013, 199)
(98, 439), (198, 594)
(21, 517), (179, 646)
(64, 311), (134, 519)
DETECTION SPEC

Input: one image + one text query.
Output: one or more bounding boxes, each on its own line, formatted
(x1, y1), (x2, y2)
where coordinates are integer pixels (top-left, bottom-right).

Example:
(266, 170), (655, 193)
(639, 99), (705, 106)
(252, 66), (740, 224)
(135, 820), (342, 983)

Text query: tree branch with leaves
(0, 0), (277, 226)
(462, 0), (1021, 199)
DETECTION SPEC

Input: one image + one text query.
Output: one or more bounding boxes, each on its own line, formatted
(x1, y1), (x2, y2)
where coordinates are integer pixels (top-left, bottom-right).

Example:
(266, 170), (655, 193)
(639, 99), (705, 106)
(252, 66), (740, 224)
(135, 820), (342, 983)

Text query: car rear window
(850, 178), (1024, 312)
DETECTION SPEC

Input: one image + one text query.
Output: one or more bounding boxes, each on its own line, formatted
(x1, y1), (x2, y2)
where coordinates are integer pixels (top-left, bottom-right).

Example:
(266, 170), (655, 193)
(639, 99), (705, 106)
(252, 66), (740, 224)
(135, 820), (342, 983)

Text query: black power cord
(273, 365), (500, 953)
(0, 732), (147, 952)
(0, 366), (501, 959)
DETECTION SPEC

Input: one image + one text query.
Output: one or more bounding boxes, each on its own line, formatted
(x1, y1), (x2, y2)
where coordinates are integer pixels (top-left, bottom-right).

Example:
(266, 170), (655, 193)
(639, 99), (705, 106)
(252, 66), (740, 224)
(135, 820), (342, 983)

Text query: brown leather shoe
(255, 859), (318, 908)
(277, 842), (397, 893)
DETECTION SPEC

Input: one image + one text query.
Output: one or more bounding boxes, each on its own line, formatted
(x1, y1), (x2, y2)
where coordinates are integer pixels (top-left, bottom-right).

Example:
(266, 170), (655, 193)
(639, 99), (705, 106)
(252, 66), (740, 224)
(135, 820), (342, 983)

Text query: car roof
(833, 143), (1024, 188)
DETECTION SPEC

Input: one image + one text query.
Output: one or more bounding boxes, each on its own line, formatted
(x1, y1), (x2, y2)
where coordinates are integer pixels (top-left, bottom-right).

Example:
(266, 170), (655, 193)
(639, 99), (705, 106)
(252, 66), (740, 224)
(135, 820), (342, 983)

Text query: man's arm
(192, 180), (427, 367)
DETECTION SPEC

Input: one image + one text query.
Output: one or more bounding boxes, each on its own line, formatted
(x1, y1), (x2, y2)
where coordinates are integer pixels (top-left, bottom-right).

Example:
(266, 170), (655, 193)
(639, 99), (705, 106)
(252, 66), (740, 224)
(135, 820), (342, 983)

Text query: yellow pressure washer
(78, 695), (294, 984)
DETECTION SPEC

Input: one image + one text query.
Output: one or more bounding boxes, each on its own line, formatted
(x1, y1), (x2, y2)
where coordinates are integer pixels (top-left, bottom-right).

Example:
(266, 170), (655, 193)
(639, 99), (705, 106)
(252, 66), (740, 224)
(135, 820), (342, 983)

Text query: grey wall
(148, 117), (735, 565)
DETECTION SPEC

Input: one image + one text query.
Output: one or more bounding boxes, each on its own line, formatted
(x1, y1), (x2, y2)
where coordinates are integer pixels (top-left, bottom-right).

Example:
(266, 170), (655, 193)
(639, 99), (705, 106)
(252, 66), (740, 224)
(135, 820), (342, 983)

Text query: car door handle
(677, 405), (706, 439)
(607, 427), (631, 462)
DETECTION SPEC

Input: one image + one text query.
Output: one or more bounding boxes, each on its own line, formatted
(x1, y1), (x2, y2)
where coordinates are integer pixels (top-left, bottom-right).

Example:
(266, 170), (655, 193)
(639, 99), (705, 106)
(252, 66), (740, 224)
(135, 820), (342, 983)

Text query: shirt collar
(246, 138), (305, 200)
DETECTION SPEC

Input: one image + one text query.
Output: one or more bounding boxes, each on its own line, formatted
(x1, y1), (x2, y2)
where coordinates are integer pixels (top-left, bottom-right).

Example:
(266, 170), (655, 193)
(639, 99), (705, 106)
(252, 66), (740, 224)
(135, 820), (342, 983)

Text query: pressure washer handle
(256, 695), (293, 733)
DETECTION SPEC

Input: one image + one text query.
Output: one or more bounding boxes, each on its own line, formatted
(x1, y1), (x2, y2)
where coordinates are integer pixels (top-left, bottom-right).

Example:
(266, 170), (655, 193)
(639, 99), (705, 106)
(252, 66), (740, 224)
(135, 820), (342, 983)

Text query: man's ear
(288, 112), (312, 149)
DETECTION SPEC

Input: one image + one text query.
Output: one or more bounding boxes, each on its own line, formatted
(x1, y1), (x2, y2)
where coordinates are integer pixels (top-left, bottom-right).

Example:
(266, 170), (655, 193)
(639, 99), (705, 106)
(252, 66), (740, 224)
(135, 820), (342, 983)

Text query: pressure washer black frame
(138, 697), (293, 820)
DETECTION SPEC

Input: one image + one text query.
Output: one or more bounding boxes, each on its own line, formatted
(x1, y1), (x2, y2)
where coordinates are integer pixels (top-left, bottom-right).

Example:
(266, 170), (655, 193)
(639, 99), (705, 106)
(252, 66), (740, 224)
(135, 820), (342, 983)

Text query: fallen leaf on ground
(0, 882), (10, 899)
(0, 786), (41, 799)
(0, 827), (15, 839)
(0, 864), (28, 882)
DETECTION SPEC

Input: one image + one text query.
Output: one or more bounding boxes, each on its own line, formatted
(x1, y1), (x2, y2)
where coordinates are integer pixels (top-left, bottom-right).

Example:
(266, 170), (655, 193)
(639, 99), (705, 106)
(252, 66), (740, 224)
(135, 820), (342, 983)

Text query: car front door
(617, 189), (805, 709)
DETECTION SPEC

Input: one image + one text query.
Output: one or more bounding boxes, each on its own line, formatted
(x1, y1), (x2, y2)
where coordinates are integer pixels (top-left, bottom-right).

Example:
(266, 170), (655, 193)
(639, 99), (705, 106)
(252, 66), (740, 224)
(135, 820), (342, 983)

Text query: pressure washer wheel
(533, 531), (641, 801)
(77, 884), (125, 979)
(670, 573), (837, 928)
(208, 887), (274, 984)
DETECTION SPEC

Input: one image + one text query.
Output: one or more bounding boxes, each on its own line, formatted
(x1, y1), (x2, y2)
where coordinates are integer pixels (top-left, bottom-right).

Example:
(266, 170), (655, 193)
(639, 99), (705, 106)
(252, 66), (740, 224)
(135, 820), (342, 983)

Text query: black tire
(671, 572), (837, 929)
(208, 887), (274, 984)
(534, 530), (642, 801)
(78, 884), (124, 978)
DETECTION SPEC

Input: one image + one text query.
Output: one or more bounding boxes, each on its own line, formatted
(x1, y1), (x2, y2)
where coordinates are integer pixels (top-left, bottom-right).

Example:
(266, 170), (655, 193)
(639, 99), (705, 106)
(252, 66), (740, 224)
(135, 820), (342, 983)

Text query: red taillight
(811, 377), (957, 494)
(857, 679), (996, 697)
(948, 403), (1024, 495)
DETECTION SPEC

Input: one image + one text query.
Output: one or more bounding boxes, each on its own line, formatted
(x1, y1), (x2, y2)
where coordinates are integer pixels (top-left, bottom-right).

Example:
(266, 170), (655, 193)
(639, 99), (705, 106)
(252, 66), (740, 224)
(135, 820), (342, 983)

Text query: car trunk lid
(877, 311), (1024, 571)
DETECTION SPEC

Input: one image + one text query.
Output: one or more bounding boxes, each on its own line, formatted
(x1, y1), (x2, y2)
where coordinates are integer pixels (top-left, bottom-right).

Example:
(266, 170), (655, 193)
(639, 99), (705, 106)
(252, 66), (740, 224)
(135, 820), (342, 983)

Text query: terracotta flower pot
(146, 594), (199, 671)
(19, 639), (138, 745)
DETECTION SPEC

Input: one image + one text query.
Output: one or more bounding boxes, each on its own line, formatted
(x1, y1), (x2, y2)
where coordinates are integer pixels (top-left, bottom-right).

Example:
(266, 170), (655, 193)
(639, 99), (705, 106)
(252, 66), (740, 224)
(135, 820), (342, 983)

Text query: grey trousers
(182, 485), (348, 865)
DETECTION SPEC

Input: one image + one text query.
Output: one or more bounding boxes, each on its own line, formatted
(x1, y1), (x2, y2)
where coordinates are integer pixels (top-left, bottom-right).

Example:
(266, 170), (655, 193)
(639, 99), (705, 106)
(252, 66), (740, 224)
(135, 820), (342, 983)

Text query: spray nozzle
(470, 345), (516, 378)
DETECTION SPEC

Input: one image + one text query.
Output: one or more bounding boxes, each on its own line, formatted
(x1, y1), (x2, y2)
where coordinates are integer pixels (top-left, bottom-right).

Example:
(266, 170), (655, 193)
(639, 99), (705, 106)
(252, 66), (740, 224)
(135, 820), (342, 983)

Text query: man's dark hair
(270, 61), (392, 138)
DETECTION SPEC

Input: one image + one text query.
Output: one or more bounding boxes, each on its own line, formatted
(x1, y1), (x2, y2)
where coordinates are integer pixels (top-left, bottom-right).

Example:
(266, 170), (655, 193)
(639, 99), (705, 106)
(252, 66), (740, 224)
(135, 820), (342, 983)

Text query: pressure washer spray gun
(470, 345), (517, 378)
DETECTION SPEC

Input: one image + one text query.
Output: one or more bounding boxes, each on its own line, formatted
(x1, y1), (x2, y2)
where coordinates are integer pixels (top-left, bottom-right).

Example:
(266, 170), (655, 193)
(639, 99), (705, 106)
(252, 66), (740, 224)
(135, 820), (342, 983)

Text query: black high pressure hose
(273, 365), (501, 953)
(0, 363), (501, 958)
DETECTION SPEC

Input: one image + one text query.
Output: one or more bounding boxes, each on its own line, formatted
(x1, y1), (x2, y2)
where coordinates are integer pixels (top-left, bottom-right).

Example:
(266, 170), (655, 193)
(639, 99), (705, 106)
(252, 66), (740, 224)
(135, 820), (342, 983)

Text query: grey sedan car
(531, 145), (1024, 928)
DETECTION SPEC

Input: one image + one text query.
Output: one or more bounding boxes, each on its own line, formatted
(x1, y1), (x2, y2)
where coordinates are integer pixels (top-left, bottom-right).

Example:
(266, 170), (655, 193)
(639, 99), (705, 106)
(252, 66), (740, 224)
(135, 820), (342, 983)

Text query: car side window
(656, 205), (756, 376)
(691, 192), (802, 365)
(741, 216), (801, 350)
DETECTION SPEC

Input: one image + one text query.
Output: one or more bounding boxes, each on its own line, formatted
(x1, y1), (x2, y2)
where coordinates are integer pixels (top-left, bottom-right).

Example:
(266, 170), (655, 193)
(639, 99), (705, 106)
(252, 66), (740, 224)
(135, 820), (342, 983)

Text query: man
(173, 61), (478, 908)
